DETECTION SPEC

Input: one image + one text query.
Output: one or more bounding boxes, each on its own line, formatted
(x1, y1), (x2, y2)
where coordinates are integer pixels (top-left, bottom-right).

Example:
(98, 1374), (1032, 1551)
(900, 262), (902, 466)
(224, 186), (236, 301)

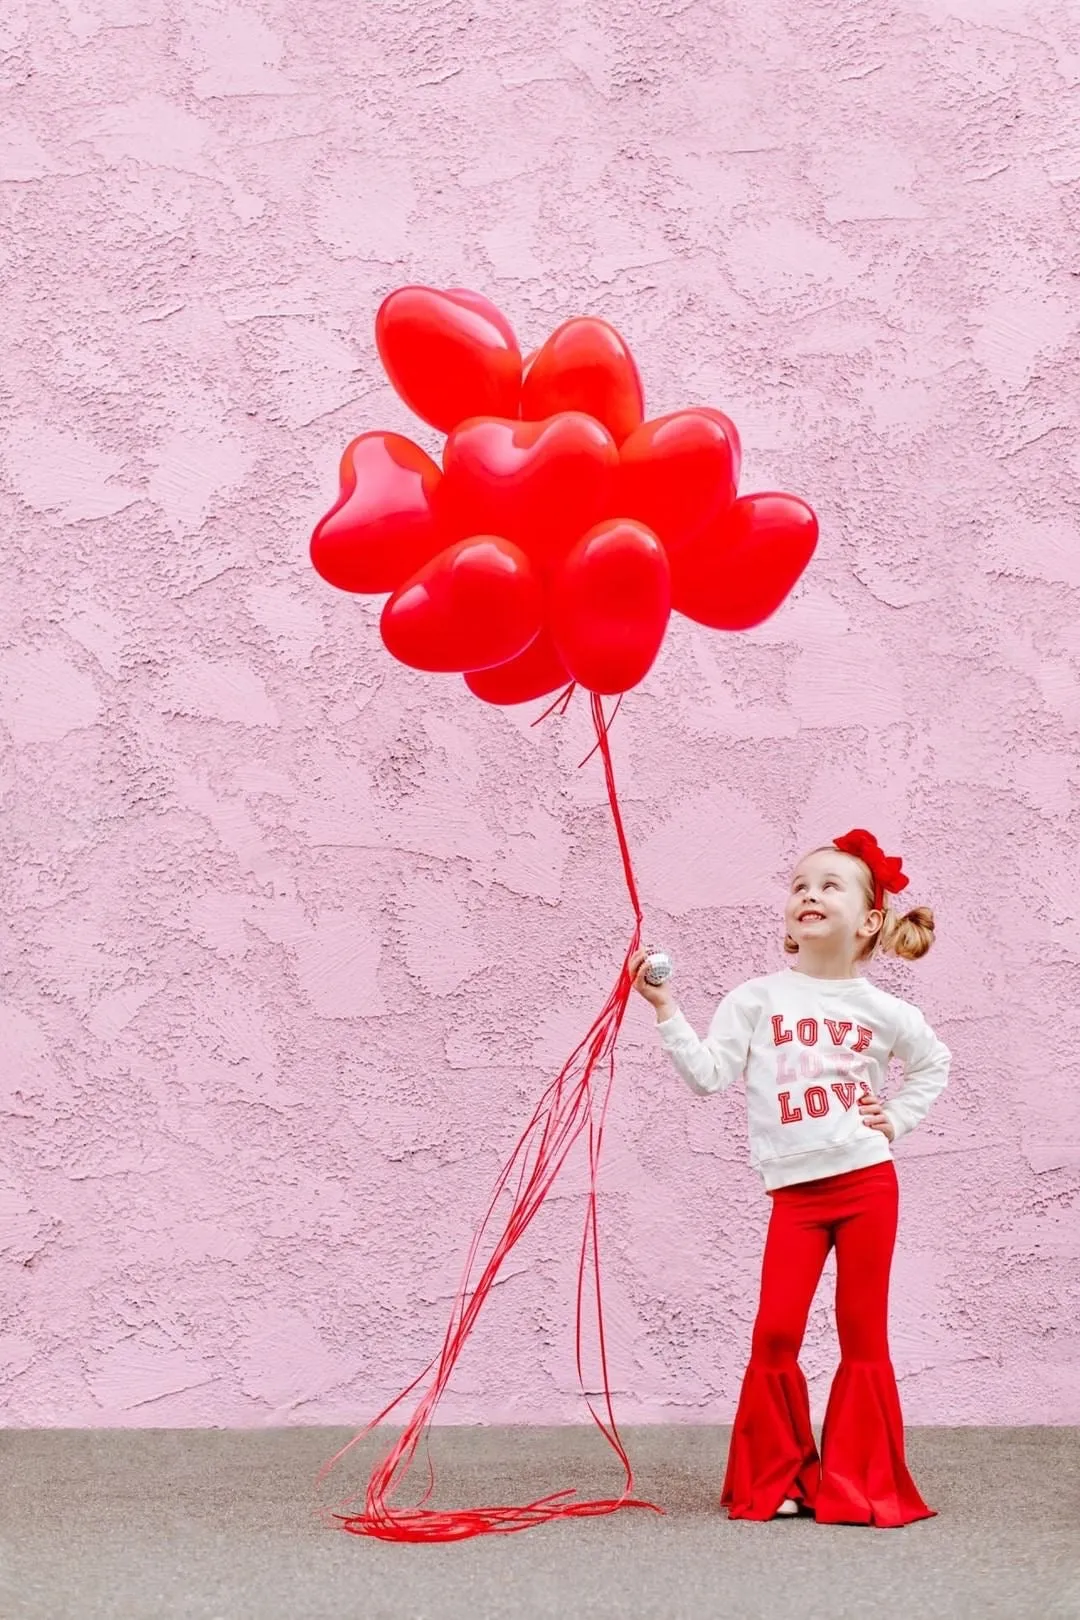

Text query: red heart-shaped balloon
(520, 318), (644, 445)
(376, 287), (522, 434)
(464, 627), (571, 706)
(692, 406), (743, 488)
(309, 432), (445, 595)
(671, 493), (818, 631)
(615, 410), (737, 555)
(443, 287), (519, 349)
(550, 519), (671, 695)
(440, 413), (618, 575)
(381, 537), (542, 673)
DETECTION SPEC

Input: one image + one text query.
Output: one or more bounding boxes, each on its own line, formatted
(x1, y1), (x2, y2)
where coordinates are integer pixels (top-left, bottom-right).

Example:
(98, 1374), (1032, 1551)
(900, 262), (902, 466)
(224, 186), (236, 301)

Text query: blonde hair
(783, 845), (935, 962)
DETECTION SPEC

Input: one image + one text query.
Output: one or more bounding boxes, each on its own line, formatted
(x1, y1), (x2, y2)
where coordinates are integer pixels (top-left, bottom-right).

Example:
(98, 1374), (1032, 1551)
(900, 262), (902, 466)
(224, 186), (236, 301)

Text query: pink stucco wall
(2, 1), (1079, 1431)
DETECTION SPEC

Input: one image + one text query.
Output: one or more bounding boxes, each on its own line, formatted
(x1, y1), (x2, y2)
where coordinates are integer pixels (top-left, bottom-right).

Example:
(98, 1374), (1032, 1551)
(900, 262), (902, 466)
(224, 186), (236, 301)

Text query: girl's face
(785, 849), (878, 960)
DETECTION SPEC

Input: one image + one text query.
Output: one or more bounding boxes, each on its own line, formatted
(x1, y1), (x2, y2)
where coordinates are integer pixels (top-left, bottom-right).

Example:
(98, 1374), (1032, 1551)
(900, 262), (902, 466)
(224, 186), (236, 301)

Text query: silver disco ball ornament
(643, 949), (674, 987)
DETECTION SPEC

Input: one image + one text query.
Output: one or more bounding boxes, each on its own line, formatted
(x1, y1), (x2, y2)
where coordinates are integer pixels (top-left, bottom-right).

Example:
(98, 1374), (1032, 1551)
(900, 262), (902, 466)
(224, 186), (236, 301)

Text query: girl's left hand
(858, 1092), (896, 1141)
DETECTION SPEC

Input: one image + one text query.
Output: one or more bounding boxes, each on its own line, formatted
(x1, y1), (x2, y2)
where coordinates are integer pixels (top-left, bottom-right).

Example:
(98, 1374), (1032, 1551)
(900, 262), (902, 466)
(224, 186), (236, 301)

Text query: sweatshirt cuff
(882, 1103), (911, 1142)
(655, 1007), (693, 1046)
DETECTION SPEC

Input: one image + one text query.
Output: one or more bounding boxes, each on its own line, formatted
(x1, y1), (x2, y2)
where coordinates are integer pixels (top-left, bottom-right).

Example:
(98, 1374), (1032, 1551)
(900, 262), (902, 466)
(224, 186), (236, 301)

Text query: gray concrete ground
(3, 1426), (1078, 1620)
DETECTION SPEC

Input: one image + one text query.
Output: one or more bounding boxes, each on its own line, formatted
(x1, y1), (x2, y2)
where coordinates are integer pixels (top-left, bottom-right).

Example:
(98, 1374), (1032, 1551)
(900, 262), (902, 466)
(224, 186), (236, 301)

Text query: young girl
(631, 828), (950, 1528)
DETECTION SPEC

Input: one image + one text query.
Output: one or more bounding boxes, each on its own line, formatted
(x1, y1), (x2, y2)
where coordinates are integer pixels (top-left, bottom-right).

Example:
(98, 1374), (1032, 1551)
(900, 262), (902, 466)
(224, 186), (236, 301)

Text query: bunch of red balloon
(310, 287), (818, 701)
(309, 288), (819, 1545)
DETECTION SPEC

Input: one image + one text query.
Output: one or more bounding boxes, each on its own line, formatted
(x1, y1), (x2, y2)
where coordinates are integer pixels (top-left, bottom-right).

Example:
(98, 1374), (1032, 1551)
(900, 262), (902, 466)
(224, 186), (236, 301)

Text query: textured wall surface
(2, 0), (1079, 1433)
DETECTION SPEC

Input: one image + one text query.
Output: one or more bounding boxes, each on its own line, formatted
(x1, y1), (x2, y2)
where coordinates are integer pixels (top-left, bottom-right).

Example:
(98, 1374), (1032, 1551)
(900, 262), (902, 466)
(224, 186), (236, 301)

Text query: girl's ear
(858, 907), (884, 940)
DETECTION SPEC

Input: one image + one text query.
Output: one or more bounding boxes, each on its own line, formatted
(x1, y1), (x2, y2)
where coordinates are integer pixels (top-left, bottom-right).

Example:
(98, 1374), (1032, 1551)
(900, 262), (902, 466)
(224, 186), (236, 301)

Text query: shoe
(774, 1499), (799, 1518)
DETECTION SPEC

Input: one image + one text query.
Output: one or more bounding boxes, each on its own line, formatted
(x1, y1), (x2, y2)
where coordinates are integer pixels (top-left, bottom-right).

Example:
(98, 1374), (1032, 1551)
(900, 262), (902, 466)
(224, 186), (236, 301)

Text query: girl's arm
(883, 1007), (951, 1139)
(654, 989), (754, 1096)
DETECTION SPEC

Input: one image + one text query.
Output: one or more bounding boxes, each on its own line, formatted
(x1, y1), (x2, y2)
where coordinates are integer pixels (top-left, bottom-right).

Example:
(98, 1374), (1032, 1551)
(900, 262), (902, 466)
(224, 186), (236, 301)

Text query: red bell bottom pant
(721, 1160), (934, 1527)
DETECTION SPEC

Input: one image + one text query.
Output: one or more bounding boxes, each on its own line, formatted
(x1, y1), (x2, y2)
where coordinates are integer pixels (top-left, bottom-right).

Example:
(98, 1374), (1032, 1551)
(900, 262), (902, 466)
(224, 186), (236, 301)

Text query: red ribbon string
(317, 690), (661, 1542)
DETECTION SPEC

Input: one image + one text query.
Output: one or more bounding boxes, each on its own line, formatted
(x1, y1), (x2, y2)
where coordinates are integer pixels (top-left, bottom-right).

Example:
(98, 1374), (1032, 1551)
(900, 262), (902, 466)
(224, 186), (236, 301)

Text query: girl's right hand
(628, 948), (677, 1018)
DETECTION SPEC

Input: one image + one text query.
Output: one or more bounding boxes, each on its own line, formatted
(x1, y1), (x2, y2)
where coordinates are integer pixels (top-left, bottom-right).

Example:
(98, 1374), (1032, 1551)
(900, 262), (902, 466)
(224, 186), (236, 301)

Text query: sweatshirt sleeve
(654, 988), (755, 1097)
(882, 1005), (951, 1141)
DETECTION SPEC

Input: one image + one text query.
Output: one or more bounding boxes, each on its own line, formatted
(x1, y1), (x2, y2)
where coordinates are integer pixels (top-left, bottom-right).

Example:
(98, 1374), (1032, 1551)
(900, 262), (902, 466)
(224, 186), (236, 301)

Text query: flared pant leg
(722, 1162), (934, 1527)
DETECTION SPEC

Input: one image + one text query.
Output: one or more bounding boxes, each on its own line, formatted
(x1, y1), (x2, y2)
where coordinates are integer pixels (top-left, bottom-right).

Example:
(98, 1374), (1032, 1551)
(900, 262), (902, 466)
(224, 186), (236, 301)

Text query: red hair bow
(832, 828), (909, 911)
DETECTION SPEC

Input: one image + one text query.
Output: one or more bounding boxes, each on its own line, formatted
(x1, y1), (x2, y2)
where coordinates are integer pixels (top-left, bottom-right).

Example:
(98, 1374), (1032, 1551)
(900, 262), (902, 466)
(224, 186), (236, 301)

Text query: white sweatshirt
(656, 968), (950, 1191)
